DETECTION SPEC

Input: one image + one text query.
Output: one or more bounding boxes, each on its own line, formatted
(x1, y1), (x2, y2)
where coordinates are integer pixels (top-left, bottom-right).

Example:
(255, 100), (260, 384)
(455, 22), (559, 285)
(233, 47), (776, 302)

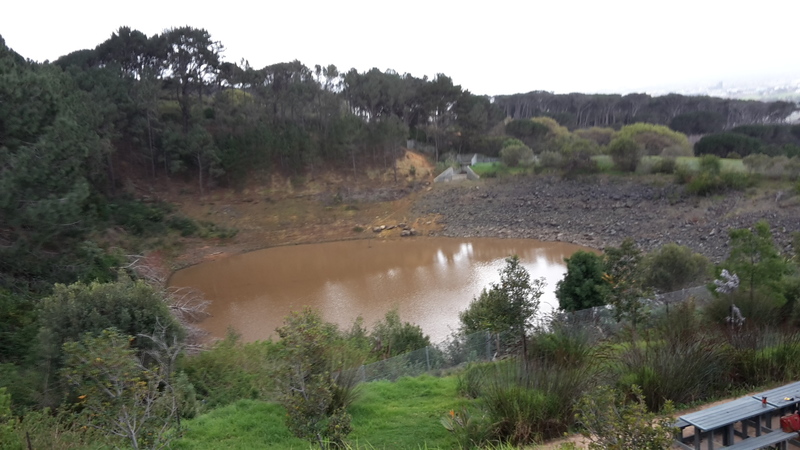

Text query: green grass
(471, 162), (530, 177)
(675, 156), (745, 173)
(174, 400), (308, 449)
(174, 375), (465, 449)
(591, 155), (614, 171)
(350, 375), (464, 448)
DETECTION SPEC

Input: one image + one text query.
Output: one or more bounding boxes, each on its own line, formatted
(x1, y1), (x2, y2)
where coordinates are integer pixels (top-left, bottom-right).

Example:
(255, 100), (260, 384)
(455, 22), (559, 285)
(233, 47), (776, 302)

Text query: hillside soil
(154, 153), (798, 270)
(149, 150), (441, 270)
(412, 173), (800, 262)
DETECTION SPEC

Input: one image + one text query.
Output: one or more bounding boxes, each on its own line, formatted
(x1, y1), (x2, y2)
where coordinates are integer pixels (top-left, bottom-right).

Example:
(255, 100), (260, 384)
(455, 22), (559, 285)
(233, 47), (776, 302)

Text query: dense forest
(2, 24), (800, 449)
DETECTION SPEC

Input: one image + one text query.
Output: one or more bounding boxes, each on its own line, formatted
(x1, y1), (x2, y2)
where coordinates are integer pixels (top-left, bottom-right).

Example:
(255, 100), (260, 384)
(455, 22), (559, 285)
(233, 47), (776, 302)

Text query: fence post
(425, 347), (431, 371)
(486, 331), (491, 361)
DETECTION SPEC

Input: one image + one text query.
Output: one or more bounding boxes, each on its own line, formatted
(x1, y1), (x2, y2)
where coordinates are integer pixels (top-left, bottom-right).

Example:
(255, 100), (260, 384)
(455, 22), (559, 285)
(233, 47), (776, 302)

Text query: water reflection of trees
(170, 238), (593, 342)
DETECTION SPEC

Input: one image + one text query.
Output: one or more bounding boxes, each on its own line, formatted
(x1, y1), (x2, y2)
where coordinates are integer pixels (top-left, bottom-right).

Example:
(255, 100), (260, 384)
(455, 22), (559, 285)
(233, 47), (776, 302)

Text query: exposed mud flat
(412, 174), (800, 261)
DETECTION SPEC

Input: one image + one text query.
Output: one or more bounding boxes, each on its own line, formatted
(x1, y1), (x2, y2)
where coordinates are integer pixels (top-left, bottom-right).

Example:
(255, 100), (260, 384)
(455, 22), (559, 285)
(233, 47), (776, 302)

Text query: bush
(786, 156), (800, 180)
(538, 151), (563, 169)
(660, 145), (694, 158)
(607, 137), (642, 172)
(37, 276), (182, 362)
(479, 359), (594, 444)
(505, 120), (550, 148)
(529, 324), (595, 368)
(650, 157), (676, 174)
(699, 154), (722, 174)
(642, 244), (709, 293)
(180, 331), (281, 408)
(556, 251), (607, 312)
(614, 123), (691, 156)
(500, 144), (534, 167)
(616, 336), (729, 410)
(577, 385), (677, 450)
(742, 153), (771, 174)
(726, 330), (800, 387)
(167, 215), (200, 237)
(371, 309), (431, 359)
(574, 127), (615, 146)
(686, 171), (752, 196)
(109, 199), (169, 236)
(695, 132), (763, 157)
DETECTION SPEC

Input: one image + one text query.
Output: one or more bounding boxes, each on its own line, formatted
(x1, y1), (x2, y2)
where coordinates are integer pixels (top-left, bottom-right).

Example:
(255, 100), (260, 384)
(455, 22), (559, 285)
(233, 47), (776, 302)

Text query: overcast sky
(3, 0), (799, 96)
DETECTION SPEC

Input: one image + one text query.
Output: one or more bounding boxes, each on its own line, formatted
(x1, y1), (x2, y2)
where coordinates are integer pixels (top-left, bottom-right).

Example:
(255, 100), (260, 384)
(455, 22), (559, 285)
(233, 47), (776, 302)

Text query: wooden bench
(724, 430), (797, 450)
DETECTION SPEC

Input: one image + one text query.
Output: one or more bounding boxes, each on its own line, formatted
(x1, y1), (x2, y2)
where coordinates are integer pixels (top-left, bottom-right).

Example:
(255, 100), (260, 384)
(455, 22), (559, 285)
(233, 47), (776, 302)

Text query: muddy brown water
(168, 238), (595, 343)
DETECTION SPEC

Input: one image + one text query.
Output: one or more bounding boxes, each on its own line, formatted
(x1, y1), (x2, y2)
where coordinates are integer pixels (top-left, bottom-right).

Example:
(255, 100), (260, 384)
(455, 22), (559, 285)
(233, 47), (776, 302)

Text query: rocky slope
(412, 174), (799, 261)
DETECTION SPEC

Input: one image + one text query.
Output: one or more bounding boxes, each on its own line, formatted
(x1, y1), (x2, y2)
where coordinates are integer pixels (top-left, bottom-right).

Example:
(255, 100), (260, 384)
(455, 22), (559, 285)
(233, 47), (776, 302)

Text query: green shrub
(742, 153), (771, 174)
(577, 384), (677, 450)
(704, 288), (785, 328)
(440, 406), (492, 449)
(651, 157), (676, 174)
(574, 127), (615, 146)
(457, 363), (491, 399)
(538, 151), (563, 168)
(607, 137), (642, 172)
(109, 199), (169, 236)
(471, 358), (595, 445)
(786, 156), (800, 181)
(642, 243), (709, 293)
(529, 324), (595, 368)
(167, 215), (200, 237)
(614, 123), (691, 156)
(685, 171), (753, 196)
(180, 332), (281, 408)
(699, 155), (722, 174)
(371, 309), (431, 359)
(615, 336), (729, 410)
(499, 144), (534, 167)
(660, 145), (694, 158)
(726, 330), (800, 387)
(727, 152), (741, 159)
(695, 132), (763, 157)
(196, 221), (237, 239)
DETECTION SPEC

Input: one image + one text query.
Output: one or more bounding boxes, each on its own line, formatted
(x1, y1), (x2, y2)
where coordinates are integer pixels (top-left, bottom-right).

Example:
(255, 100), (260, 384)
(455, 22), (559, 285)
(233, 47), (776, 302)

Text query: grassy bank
(174, 376), (464, 449)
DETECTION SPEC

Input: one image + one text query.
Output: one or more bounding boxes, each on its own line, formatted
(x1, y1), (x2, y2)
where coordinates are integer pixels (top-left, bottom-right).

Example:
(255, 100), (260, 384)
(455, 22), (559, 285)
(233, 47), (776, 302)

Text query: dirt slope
(154, 156), (798, 269)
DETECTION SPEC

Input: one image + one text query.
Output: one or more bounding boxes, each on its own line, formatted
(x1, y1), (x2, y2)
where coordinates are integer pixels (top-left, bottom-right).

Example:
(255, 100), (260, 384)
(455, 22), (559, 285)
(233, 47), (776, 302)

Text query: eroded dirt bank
(412, 174), (799, 262)
(165, 167), (798, 270)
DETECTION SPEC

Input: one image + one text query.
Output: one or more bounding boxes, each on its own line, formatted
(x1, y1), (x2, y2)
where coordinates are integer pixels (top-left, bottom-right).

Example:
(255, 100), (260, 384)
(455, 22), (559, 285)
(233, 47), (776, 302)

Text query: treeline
(47, 26), (504, 188)
(696, 123), (800, 158)
(495, 91), (797, 132)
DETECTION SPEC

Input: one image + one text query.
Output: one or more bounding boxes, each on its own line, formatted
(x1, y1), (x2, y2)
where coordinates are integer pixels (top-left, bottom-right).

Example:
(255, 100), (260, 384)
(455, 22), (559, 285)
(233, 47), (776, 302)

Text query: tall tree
(160, 27), (222, 133)
(722, 220), (790, 302)
(459, 256), (544, 360)
(556, 251), (608, 312)
(0, 38), (106, 283)
(603, 239), (648, 326)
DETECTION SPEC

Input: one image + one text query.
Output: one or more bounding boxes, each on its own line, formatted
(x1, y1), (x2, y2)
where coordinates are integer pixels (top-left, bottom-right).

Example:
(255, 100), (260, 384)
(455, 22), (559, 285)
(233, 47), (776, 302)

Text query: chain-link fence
(355, 285), (713, 382)
(356, 329), (516, 382)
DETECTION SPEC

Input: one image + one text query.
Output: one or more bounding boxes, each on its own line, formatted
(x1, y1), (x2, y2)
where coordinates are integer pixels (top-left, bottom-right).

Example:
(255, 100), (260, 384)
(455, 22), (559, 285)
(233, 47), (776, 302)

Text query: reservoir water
(168, 238), (594, 342)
